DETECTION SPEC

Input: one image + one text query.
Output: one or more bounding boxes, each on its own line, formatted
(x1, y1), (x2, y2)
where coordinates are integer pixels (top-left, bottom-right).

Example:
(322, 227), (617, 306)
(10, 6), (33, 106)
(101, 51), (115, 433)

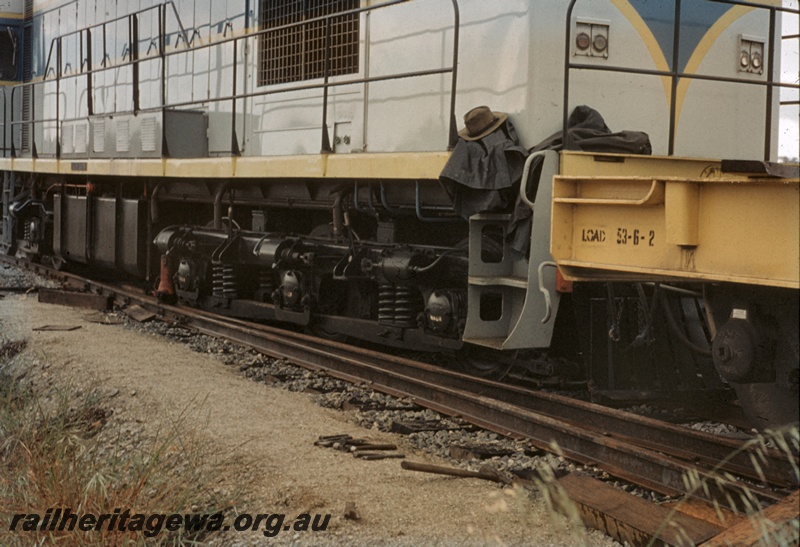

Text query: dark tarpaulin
(532, 105), (652, 155)
(440, 106), (652, 255)
(439, 119), (528, 219)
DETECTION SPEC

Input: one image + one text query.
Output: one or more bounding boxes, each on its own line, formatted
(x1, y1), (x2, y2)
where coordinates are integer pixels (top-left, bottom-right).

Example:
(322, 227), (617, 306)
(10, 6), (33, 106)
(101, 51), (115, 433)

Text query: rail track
(2, 253), (798, 545)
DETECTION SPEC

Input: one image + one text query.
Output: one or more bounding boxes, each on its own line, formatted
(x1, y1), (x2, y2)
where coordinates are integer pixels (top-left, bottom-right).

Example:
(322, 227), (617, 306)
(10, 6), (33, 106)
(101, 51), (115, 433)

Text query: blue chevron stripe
(628, 0), (731, 73)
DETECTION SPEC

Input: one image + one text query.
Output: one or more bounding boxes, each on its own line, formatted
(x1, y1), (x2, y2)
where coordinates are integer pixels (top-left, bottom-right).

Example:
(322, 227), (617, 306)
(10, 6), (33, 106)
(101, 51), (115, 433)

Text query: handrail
(519, 151), (547, 210)
(563, 0), (799, 161)
(40, 1), (188, 79)
(0, 87), (7, 158)
(0, 87), (6, 157)
(10, 1), (189, 158)
(552, 180), (665, 206)
(10, 0), (460, 158)
(780, 24), (799, 108)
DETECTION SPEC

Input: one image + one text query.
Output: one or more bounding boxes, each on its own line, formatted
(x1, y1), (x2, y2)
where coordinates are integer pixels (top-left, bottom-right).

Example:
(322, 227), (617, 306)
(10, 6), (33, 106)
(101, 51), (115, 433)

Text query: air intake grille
(258, 0), (359, 86)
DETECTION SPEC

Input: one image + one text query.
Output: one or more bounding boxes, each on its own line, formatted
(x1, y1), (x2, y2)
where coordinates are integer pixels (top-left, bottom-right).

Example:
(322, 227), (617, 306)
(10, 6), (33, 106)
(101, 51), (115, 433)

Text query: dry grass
(0, 348), (247, 546)
(652, 424), (800, 547)
(527, 428), (799, 547)
(520, 442), (591, 544)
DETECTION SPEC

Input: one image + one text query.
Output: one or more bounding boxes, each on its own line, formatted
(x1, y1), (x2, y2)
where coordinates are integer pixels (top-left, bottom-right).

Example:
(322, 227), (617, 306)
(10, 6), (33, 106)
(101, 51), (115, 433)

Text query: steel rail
(99, 275), (800, 488)
(203, 309), (797, 489)
(111, 299), (789, 505)
(176, 317), (796, 499)
(0, 253), (794, 507)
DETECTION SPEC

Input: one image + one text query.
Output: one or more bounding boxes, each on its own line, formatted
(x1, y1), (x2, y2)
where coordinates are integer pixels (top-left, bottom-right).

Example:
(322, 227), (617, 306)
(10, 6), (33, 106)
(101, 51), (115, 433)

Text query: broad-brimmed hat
(458, 105), (508, 141)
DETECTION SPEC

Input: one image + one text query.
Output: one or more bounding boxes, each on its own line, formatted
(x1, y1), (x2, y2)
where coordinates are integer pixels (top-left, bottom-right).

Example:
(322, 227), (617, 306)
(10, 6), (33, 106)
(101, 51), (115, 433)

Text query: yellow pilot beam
(552, 152), (799, 289)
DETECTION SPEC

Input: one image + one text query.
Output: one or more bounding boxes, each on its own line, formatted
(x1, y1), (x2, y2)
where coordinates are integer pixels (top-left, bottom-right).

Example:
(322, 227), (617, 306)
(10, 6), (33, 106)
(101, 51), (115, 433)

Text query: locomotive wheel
(733, 382), (799, 430)
(461, 357), (505, 378)
(734, 311), (800, 430)
(460, 346), (510, 379)
(306, 322), (348, 343)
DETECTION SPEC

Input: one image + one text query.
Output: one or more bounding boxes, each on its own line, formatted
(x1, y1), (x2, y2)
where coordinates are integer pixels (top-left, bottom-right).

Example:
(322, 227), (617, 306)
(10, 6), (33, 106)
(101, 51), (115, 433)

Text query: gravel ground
(0, 264), (620, 546)
(119, 317), (677, 505)
(0, 263), (62, 289)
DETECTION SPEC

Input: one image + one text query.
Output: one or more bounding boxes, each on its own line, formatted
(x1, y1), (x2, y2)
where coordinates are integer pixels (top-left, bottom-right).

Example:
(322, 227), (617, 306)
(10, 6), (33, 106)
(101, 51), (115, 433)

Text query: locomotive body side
(5, 0), (780, 160)
(0, 0), (796, 428)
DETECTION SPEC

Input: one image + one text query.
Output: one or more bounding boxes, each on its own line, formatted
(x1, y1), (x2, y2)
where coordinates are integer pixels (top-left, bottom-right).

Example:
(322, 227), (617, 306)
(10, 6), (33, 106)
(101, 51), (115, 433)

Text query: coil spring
(378, 284), (395, 324)
(394, 286), (416, 327)
(256, 268), (276, 302)
(377, 284), (418, 327)
(259, 269), (275, 293)
(212, 263), (239, 299)
(23, 222), (32, 241)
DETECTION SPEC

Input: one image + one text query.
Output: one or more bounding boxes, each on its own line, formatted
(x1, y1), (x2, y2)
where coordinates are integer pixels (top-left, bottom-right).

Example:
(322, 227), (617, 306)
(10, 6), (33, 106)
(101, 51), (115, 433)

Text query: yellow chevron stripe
(610, 0), (672, 106)
(674, 6), (755, 135)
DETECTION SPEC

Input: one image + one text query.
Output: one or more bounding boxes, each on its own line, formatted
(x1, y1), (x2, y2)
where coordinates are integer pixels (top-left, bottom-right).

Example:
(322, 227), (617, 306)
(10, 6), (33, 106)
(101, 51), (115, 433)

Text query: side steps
(463, 151), (561, 350)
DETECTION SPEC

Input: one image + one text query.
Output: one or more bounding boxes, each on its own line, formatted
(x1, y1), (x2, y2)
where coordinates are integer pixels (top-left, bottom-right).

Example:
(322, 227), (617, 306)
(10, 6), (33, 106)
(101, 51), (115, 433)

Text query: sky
(780, 0), (799, 159)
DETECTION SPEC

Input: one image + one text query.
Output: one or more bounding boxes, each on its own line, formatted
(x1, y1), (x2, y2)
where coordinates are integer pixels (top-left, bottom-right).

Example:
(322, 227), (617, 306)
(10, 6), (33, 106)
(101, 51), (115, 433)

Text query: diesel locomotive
(1, 0), (797, 428)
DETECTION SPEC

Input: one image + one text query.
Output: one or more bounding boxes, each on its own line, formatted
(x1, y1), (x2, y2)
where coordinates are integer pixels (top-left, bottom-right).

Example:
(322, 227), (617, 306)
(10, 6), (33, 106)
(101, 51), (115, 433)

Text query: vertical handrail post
(563, 0), (578, 150)
(1, 88), (6, 157)
(132, 13), (140, 114)
(447, 0), (460, 150)
(667, 0), (682, 156)
(159, 4), (166, 107)
(56, 37), (61, 158)
(159, 3), (168, 157)
(31, 82), (37, 158)
(763, 7), (776, 161)
(10, 86), (16, 157)
(321, 16), (332, 153)
(102, 22), (108, 66)
(1, 89), (5, 157)
(231, 36), (241, 156)
(86, 28), (94, 116)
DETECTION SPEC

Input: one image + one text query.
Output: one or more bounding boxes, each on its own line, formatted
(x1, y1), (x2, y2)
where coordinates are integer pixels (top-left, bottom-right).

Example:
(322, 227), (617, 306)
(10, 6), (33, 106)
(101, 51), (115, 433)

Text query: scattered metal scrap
(315, 434), (405, 461)
(356, 453), (407, 461)
(449, 442), (515, 461)
(122, 304), (156, 322)
(348, 443), (397, 452)
(401, 460), (512, 485)
(32, 325), (82, 332)
(314, 434), (359, 448)
(82, 311), (125, 325)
